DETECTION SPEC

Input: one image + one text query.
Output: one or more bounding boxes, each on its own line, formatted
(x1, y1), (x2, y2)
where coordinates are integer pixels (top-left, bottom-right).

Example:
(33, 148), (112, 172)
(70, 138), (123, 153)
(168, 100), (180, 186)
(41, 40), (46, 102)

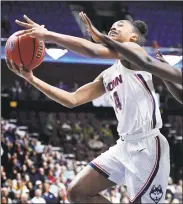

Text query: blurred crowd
(0, 78), (174, 101)
(1, 117), (183, 204)
(1, 80), (77, 101)
(1, 79), (83, 103)
(1, 117), (114, 203)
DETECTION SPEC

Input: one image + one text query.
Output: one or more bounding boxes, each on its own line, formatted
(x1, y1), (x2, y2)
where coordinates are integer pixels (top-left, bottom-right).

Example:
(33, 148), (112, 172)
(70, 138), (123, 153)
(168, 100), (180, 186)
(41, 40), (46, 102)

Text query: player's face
(108, 20), (136, 43)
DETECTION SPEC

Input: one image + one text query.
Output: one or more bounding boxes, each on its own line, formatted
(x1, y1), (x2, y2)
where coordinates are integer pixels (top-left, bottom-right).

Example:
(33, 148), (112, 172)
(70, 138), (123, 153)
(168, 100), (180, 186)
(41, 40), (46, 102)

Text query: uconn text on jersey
(106, 74), (123, 91)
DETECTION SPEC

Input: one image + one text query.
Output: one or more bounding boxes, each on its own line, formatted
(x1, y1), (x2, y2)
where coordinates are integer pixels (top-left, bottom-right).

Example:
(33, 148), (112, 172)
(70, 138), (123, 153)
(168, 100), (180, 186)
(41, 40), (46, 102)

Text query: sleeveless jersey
(102, 60), (162, 137)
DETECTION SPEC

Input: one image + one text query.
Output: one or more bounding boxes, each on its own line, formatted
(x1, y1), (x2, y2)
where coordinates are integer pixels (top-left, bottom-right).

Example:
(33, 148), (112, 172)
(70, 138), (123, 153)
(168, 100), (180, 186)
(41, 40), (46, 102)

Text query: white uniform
(89, 60), (170, 203)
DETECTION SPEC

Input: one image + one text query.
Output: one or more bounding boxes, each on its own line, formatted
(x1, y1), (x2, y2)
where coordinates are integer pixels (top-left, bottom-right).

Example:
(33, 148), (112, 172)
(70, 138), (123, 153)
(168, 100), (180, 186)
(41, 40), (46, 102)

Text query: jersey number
(113, 91), (122, 111)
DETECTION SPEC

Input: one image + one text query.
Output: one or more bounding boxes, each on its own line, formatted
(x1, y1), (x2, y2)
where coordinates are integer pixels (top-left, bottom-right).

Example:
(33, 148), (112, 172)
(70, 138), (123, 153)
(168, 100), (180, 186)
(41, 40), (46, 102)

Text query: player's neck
(120, 59), (133, 70)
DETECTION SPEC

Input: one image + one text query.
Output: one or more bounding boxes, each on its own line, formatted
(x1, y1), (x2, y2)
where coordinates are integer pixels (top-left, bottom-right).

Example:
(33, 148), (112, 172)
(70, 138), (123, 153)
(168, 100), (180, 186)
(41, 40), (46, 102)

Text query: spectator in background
(31, 189), (46, 204)
(72, 82), (79, 92)
(121, 196), (130, 203)
(11, 80), (23, 100)
(39, 168), (46, 183)
(27, 181), (34, 199)
(29, 166), (41, 185)
(21, 164), (28, 177)
(152, 40), (160, 49)
(167, 177), (176, 195)
(12, 179), (29, 195)
(44, 114), (58, 144)
(1, 187), (13, 204)
(19, 193), (30, 204)
(110, 188), (121, 203)
(12, 191), (21, 204)
(35, 180), (43, 191)
(29, 86), (41, 101)
(1, 15), (11, 37)
(56, 80), (68, 91)
(88, 135), (104, 150)
(101, 123), (115, 146)
(22, 80), (32, 100)
(42, 182), (57, 203)
(175, 180), (182, 202)
(1, 196), (8, 204)
(57, 189), (69, 203)
(47, 169), (56, 184)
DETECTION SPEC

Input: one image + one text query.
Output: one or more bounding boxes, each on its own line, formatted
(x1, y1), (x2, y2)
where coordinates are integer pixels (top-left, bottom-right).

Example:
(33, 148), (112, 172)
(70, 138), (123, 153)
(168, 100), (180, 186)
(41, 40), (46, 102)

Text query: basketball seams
(18, 37), (36, 68)
(26, 38), (36, 68)
(18, 36), (25, 66)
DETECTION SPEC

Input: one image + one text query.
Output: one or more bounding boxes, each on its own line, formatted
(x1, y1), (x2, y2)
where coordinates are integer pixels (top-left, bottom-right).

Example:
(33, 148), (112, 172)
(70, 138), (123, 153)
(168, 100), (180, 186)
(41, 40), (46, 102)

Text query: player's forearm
(27, 76), (76, 108)
(45, 31), (97, 57)
(102, 36), (182, 84)
(163, 81), (183, 104)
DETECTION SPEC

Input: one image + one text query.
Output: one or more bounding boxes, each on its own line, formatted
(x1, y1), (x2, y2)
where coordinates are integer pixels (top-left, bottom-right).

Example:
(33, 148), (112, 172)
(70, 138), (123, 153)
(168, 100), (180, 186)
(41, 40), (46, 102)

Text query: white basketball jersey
(103, 60), (162, 137)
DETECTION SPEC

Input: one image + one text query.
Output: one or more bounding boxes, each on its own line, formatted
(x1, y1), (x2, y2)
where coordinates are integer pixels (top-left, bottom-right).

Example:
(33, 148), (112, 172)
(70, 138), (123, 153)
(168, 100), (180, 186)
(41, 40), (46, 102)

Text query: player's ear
(130, 33), (138, 43)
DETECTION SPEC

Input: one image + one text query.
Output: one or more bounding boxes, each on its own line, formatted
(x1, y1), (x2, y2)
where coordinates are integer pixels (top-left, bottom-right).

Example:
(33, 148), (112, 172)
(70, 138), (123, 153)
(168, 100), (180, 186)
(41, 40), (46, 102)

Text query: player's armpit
(71, 72), (106, 107)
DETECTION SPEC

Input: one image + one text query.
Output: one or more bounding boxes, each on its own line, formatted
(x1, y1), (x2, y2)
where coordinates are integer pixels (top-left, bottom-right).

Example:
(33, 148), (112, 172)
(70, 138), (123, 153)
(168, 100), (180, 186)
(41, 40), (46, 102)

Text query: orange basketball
(5, 31), (45, 70)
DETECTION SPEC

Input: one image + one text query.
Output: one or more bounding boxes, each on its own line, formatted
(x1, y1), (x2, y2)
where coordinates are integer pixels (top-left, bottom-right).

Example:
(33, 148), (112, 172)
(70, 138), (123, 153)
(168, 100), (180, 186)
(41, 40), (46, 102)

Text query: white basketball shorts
(89, 129), (170, 203)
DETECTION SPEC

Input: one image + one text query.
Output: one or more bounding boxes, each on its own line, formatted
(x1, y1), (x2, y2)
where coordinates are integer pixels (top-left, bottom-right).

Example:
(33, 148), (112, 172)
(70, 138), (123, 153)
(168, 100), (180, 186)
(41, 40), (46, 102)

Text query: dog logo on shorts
(149, 185), (163, 204)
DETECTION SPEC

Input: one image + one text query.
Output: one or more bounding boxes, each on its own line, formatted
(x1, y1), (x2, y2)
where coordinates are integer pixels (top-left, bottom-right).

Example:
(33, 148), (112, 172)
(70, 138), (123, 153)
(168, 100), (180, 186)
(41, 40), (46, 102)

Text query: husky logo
(149, 185), (163, 204)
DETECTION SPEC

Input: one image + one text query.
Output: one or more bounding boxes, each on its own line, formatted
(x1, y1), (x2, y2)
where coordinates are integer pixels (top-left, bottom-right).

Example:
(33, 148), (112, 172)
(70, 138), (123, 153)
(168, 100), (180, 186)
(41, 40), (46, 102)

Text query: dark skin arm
(15, 15), (120, 59)
(80, 12), (182, 85)
(156, 50), (183, 104)
(102, 37), (182, 84)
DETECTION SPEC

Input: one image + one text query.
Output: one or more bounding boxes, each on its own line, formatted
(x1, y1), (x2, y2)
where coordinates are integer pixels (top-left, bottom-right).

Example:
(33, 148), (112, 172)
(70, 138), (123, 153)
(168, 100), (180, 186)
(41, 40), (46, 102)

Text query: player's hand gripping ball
(5, 31), (45, 70)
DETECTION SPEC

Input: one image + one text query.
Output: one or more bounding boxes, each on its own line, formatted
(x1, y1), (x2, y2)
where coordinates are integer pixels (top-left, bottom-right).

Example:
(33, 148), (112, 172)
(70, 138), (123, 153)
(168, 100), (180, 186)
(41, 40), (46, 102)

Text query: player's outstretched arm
(15, 15), (119, 59)
(6, 59), (106, 108)
(156, 50), (183, 104)
(103, 37), (182, 85)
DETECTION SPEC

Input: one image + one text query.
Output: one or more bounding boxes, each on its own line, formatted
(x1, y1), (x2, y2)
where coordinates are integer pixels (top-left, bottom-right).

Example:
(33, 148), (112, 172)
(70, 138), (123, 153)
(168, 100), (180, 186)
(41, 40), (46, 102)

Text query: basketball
(5, 31), (45, 70)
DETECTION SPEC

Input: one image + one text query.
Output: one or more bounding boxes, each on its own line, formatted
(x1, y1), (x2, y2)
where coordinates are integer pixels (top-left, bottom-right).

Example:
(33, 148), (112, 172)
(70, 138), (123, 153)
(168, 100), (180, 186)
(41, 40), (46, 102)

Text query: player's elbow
(56, 93), (77, 109)
(65, 93), (79, 109)
(65, 100), (77, 109)
(66, 103), (75, 109)
(140, 57), (154, 71)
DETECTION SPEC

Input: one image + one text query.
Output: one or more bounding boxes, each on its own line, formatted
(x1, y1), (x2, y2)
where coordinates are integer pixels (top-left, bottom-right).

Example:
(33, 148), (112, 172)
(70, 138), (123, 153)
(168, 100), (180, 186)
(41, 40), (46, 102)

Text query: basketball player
(6, 14), (182, 203)
(79, 13), (183, 104)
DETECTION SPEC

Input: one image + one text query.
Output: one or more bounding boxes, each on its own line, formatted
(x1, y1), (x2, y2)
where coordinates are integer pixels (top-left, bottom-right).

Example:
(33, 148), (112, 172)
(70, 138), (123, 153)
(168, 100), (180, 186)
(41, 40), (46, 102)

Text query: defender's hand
(15, 15), (48, 40)
(156, 49), (169, 64)
(6, 58), (34, 82)
(79, 12), (104, 43)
